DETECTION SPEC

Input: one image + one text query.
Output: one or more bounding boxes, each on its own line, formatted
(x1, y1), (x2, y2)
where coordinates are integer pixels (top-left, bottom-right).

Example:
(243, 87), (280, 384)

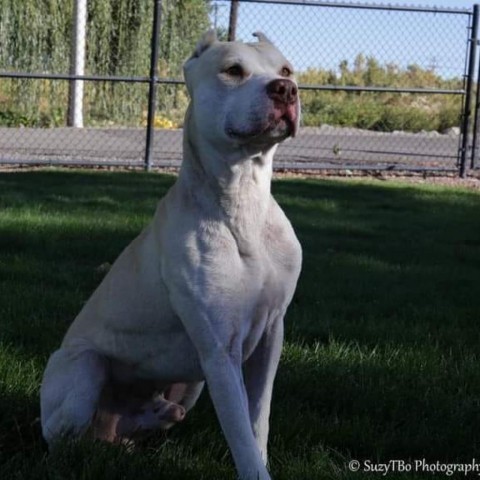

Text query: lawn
(0, 169), (479, 479)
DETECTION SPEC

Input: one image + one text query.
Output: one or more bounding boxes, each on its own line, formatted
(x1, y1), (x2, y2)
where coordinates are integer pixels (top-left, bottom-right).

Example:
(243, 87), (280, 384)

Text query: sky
(211, 0), (479, 78)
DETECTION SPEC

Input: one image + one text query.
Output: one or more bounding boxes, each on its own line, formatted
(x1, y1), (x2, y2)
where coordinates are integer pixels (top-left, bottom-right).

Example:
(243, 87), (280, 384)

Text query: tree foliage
(0, 4), (465, 132)
(0, 0), (211, 126)
(299, 56), (463, 132)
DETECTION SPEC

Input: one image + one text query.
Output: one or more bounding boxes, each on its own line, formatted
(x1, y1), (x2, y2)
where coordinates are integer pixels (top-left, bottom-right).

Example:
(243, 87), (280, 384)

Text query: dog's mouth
(226, 102), (299, 143)
(269, 102), (298, 137)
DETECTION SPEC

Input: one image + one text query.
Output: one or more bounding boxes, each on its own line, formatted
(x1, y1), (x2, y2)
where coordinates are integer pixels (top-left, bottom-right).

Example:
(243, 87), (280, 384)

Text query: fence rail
(0, 0), (479, 176)
(235, 0), (472, 14)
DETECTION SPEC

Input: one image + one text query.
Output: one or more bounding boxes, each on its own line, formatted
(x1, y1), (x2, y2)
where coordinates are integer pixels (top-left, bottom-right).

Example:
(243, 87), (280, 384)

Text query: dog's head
(183, 31), (300, 149)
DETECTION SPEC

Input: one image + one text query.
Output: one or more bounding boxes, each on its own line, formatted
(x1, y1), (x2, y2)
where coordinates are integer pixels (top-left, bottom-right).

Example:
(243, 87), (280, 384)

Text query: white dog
(41, 31), (302, 480)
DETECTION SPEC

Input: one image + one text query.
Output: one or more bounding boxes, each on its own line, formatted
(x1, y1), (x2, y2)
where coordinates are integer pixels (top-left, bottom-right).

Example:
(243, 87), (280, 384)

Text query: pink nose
(266, 79), (298, 105)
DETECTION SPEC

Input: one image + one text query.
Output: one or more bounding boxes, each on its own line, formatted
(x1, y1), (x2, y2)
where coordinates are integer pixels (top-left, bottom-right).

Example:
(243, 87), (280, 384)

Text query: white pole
(68, 0), (87, 128)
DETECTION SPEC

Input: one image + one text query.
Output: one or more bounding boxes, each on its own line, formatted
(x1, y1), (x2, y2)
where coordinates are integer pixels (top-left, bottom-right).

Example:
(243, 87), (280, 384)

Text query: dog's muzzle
(266, 79), (299, 137)
(225, 78), (300, 143)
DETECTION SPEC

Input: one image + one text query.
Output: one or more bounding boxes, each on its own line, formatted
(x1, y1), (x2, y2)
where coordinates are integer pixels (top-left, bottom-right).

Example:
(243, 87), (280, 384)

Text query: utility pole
(68, 0), (87, 127)
(228, 0), (239, 41)
(213, 2), (219, 31)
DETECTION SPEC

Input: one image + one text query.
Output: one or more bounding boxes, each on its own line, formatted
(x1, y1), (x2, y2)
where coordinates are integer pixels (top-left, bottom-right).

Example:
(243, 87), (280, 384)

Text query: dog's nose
(266, 79), (298, 105)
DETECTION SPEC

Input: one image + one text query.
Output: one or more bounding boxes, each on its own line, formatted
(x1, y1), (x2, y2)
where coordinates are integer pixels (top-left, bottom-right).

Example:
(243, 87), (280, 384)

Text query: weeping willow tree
(85, 0), (211, 125)
(0, 0), (211, 127)
(156, 0), (211, 124)
(0, 0), (73, 126)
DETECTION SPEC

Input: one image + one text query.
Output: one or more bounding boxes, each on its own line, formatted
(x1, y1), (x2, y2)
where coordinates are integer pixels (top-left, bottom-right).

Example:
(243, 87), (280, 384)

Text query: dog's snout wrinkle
(266, 79), (297, 105)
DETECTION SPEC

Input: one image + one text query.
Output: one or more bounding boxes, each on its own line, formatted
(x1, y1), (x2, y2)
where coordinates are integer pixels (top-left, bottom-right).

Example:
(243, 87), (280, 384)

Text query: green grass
(1, 170), (480, 479)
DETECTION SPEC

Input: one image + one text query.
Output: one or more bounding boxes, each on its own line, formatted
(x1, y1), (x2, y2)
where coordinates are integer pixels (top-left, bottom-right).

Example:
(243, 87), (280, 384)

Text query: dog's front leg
(172, 302), (270, 480)
(244, 317), (284, 465)
(202, 347), (271, 479)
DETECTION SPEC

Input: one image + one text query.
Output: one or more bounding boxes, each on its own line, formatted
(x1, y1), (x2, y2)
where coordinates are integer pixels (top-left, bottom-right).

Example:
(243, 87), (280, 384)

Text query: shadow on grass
(272, 178), (480, 347)
(1, 170), (480, 477)
(271, 177), (480, 464)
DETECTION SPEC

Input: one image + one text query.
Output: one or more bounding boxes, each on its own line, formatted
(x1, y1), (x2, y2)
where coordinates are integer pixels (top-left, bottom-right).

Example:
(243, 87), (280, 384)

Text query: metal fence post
(471, 9), (480, 171)
(471, 59), (480, 170)
(460, 4), (479, 178)
(145, 0), (163, 171)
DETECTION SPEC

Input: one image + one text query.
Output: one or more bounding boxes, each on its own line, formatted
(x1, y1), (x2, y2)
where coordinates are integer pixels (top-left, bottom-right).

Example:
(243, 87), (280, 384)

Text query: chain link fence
(0, 0), (478, 175)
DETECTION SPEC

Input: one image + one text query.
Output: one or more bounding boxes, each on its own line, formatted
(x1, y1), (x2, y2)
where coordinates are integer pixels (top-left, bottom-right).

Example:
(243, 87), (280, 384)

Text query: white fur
(40, 31), (302, 480)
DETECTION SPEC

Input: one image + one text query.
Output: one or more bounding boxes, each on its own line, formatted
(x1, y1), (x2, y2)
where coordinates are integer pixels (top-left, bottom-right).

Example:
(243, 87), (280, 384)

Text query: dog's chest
(238, 219), (302, 359)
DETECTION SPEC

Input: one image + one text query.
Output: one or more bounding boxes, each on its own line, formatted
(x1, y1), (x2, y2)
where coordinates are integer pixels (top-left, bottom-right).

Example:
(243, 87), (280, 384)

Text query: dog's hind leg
(93, 391), (187, 443)
(116, 393), (187, 437)
(40, 347), (108, 446)
(165, 381), (205, 412)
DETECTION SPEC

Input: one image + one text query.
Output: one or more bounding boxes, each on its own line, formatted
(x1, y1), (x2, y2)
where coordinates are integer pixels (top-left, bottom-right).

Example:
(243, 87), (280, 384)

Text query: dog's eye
(280, 66), (293, 77)
(225, 65), (244, 77)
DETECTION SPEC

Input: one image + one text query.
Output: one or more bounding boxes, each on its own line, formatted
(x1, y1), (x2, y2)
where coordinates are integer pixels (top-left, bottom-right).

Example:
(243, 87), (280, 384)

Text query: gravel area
(1, 164), (479, 191)
(273, 169), (480, 190)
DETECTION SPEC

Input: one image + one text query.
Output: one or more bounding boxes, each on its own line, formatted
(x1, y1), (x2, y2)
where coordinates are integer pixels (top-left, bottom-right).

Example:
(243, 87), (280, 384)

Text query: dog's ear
(252, 32), (274, 45)
(190, 30), (218, 60)
(183, 30), (217, 96)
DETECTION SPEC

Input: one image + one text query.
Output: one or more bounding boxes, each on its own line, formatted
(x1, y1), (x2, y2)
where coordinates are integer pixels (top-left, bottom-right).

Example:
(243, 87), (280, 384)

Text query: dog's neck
(178, 106), (275, 232)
